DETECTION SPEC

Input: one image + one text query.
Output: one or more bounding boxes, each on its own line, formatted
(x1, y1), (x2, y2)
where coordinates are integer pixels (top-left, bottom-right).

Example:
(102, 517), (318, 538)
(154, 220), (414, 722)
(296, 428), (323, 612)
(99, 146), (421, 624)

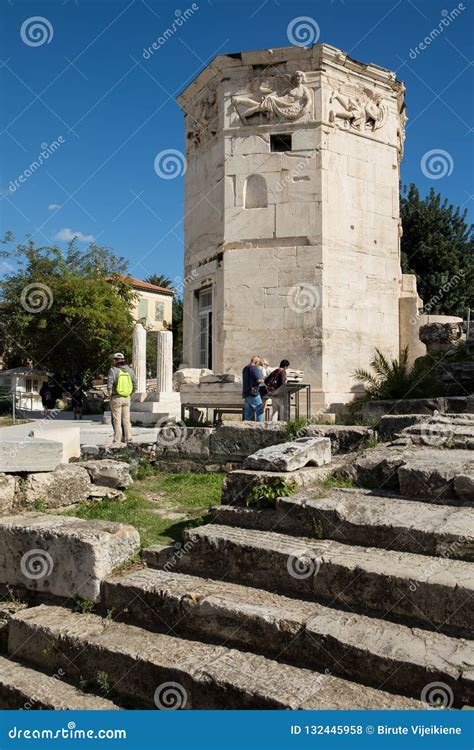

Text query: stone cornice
(177, 44), (405, 110)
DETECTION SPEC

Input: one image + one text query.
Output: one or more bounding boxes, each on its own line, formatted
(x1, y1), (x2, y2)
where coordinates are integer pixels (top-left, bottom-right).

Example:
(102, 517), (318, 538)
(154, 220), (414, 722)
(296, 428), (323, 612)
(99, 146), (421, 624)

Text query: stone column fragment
(132, 322), (147, 394)
(156, 330), (173, 393)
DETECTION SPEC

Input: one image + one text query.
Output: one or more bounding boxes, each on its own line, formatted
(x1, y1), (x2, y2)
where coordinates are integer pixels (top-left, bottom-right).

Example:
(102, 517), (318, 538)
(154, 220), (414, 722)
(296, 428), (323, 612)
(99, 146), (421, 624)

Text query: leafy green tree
(145, 273), (173, 289)
(146, 331), (157, 378)
(0, 237), (136, 381)
(401, 184), (474, 317)
(172, 296), (183, 368)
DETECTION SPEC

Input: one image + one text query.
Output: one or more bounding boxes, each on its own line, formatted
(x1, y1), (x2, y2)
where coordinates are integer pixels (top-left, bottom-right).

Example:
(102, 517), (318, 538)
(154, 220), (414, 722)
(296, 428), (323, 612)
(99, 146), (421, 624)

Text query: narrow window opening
(270, 133), (292, 152)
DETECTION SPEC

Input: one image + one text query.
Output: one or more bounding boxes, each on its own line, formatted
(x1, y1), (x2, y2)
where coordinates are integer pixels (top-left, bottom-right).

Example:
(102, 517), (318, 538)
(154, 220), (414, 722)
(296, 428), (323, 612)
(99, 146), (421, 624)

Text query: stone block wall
(179, 44), (407, 412)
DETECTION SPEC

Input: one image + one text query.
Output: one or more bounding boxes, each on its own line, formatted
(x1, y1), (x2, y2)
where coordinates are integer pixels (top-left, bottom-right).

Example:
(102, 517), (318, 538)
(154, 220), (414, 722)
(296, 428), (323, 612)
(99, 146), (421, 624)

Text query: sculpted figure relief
(231, 71), (311, 124)
(187, 88), (218, 147)
(329, 83), (387, 132)
(397, 103), (408, 159)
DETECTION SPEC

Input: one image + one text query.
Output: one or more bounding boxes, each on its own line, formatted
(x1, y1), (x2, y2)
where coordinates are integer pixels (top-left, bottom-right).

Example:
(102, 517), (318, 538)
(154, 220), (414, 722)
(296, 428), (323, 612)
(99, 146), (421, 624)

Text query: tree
(172, 296), (183, 368)
(0, 237), (136, 382)
(145, 273), (173, 289)
(400, 184), (474, 317)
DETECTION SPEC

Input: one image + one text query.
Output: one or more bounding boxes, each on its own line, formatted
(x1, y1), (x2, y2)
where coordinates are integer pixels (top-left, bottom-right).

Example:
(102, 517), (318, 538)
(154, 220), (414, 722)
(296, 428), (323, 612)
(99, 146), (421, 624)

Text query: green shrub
(130, 458), (157, 480)
(74, 598), (96, 614)
(245, 478), (296, 509)
(353, 346), (439, 402)
(286, 418), (310, 440)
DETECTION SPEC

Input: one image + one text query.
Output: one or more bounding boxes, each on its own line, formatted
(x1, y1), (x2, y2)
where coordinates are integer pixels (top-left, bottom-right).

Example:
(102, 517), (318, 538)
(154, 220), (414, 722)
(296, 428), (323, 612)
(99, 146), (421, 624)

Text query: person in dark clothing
(70, 381), (84, 420)
(264, 359), (290, 422)
(242, 355), (264, 422)
(39, 380), (55, 417)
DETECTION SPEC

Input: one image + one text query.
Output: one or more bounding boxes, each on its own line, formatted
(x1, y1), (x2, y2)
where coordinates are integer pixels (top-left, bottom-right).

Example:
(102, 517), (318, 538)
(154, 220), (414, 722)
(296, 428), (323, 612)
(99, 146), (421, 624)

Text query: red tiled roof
(112, 275), (175, 295)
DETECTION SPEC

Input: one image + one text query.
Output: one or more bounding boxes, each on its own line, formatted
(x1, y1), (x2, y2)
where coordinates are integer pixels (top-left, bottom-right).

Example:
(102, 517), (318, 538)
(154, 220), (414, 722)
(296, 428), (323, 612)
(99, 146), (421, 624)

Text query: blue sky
(1, 0), (473, 285)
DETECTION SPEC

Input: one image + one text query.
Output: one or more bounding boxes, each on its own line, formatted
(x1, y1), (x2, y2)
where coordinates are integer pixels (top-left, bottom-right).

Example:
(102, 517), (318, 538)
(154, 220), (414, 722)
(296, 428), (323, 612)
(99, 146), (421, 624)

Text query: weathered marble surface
(0, 513), (140, 601)
(244, 436), (331, 471)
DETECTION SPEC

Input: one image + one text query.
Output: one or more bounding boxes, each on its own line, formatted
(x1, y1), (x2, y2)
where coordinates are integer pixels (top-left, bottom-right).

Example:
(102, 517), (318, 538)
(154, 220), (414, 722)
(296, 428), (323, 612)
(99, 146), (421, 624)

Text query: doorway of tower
(198, 287), (213, 370)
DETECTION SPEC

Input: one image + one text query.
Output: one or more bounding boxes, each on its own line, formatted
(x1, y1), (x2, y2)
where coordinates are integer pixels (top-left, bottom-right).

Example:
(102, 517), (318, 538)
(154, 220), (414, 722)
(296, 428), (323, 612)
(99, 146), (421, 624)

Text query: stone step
(129, 411), (171, 425)
(401, 415), (474, 450)
(146, 525), (474, 636)
(210, 491), (474, 561)
(102, 567), (474, 704)
(0, 512), (140, 601)
(8, 604), (421, 709)
(351, 446), (474, 504)
(221, 467), (332, 505)
(0, 655), (120, 709)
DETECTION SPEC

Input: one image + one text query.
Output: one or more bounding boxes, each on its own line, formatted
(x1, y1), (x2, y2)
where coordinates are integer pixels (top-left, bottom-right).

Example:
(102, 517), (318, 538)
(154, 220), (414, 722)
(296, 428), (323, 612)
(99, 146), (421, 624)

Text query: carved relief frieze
(328, 78), (387, 133)
(231, 71), (312, 125)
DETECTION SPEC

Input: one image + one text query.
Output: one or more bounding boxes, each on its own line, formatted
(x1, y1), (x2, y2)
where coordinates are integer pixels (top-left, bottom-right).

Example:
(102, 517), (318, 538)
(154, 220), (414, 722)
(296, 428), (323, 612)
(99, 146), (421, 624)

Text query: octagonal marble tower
(177, 44), (407, 410)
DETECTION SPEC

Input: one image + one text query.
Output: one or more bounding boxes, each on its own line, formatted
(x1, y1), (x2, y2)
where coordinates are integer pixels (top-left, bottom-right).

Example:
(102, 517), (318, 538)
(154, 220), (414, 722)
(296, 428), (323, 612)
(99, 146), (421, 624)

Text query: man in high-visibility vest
(107, 352), (137, 446)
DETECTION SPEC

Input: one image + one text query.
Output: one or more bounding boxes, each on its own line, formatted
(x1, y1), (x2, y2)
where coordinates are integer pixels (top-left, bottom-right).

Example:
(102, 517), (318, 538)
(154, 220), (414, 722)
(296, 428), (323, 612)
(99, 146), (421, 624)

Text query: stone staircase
(0, 440), (472, 710)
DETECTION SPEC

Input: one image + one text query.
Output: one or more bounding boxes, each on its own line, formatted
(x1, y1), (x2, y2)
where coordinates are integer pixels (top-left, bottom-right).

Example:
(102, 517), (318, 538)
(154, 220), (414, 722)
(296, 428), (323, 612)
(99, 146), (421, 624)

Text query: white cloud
(48, 203), (61, 210)
(55, 227), (95, 243)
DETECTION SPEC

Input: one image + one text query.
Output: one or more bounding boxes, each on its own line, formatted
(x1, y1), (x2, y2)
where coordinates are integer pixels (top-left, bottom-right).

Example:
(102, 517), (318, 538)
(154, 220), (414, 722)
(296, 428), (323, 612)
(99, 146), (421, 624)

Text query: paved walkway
(0, 412), (160, 447)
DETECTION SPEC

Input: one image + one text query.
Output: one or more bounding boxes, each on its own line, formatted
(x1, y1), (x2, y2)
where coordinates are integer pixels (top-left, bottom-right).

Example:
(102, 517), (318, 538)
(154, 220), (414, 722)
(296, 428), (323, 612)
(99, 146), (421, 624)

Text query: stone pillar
(132, 322), (147, 394)
(156, 330), (173, 393)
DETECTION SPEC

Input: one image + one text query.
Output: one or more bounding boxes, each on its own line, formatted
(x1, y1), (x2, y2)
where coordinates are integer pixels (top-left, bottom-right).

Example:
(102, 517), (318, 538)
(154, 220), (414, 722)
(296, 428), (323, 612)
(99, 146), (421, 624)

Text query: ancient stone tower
(177, 44), (406, 410)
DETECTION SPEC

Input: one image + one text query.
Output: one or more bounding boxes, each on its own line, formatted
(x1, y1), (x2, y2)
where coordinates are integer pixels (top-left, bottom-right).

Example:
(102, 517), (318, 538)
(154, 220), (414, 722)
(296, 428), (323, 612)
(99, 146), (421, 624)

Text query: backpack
(116, 368), (133, 397)
(264, 368), (282, 393)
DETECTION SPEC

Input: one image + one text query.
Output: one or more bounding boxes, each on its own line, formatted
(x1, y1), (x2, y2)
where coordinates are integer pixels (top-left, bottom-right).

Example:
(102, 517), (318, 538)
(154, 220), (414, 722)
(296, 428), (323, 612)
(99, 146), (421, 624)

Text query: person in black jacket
(264, 359), (290, 422)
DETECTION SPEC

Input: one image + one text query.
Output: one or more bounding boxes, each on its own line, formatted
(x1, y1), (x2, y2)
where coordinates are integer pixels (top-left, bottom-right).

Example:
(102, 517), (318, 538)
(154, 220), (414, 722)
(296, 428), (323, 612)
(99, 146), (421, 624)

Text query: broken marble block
(243, 437), (331, 472)
(22, 464), (91, 509)
(0, 513), (140, 601)
(77, 459), (133, 489)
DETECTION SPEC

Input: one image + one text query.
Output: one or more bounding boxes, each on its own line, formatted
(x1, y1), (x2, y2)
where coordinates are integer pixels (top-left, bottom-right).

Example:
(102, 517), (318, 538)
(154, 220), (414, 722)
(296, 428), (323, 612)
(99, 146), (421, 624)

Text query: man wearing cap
(107, 352), (137, 446)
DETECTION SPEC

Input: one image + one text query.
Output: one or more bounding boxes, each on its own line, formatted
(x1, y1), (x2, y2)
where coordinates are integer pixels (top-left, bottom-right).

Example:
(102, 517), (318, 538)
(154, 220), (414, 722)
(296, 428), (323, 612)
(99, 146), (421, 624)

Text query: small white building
(0, 367), (49, 411)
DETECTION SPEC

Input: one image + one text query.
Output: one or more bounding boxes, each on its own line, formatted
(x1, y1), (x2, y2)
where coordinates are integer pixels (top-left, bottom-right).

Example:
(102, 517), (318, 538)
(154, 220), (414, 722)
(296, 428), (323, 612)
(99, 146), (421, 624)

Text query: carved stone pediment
(231, 70), (312, 125)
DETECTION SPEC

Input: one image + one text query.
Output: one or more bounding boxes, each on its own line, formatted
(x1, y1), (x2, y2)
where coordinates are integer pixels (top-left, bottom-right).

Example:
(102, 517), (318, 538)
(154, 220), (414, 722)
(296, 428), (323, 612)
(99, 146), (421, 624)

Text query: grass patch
(64, 471), (225, 548)
(0, 416), (32, 427)
(321, 475), (359, 490)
